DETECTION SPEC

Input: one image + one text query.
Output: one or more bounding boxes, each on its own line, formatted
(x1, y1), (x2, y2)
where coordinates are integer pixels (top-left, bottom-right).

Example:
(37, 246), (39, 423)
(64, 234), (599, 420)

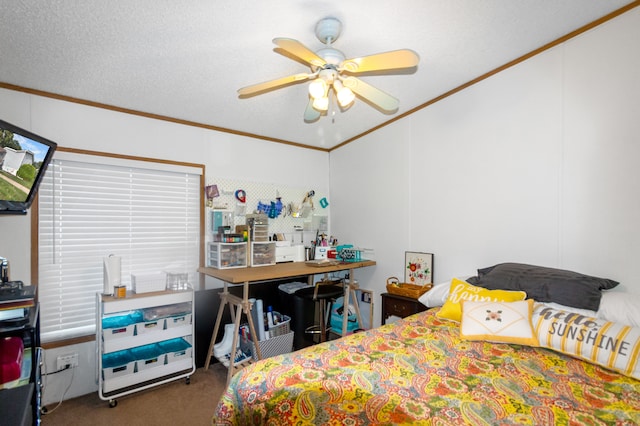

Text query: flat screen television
(0, 119), (57, 215)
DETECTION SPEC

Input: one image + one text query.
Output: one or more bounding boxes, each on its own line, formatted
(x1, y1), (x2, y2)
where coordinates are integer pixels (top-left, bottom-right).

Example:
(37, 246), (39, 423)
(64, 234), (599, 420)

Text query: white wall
(330, 8), (640, 316)
(0, 89), (329, 405)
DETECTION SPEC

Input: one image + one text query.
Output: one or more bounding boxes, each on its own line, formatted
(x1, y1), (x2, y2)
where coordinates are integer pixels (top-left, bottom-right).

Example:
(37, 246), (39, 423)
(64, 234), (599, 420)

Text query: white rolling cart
(96, 289), (195, 407)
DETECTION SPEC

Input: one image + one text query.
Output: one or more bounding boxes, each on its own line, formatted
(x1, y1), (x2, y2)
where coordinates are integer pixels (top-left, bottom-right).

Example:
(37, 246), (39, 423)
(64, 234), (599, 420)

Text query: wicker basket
(386, 277), (433, 299)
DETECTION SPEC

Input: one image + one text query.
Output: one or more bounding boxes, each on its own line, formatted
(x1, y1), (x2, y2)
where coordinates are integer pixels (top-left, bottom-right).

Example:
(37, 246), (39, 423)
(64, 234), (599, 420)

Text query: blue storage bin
(131, 343), (164, 371)
(102, 350), (135, 379)
(102, 314), (132, 329)
(158, 338), (192, 363)
(102, 310), (146, 340)
(329, 299), (360, 334)
(158, 338), (191, 352)
(129, 310), (144, 323)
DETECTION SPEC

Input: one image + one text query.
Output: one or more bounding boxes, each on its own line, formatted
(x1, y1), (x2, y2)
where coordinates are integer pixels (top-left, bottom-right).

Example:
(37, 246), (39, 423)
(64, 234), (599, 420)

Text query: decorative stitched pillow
(436, 278), (527, 322)
(532, 304), (640, 380)
(459, 299), (538, 346)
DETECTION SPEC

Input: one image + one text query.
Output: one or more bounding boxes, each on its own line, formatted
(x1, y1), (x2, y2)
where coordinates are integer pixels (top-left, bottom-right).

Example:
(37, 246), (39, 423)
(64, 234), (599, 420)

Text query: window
(36, 150), (202, 343)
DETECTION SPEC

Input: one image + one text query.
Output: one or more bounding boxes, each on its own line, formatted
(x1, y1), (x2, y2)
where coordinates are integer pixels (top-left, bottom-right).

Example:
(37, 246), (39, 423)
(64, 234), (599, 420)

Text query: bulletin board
(204, 177), (330, 245)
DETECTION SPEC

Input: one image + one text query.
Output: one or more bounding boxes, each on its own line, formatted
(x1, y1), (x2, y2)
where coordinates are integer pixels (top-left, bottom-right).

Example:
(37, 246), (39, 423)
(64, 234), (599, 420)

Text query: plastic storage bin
(268, 314), (291, 337)
(207, 242), (247, 269)
(165, 272), (190, 290)
(102, 311), (143, 340)
(135, 318), (165, 335)
(131, 344), (164, 371)
(102, 350), (135, 379)
(246, 214), (269, 242)
(0, 337), (24, 385)
(131, 273), (167, 293)
(142, 302), (191, 321)
(249, 331), (294, 361)
(166, 313), (192, 329)
(158, 338), (193, 364)
(251, 241), (276, 267)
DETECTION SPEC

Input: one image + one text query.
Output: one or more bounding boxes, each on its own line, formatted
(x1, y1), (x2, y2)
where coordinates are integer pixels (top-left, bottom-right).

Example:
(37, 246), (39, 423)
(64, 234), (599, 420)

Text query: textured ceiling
(0, 1), (636, 150)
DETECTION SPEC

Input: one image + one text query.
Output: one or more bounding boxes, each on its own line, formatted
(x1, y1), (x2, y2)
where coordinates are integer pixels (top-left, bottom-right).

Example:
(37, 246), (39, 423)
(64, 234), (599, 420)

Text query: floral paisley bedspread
(213, 309), (640, 425)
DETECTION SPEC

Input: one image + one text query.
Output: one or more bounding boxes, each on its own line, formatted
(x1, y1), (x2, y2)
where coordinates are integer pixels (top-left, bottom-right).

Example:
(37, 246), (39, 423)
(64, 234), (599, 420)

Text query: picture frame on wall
(404, 252), (433, 286)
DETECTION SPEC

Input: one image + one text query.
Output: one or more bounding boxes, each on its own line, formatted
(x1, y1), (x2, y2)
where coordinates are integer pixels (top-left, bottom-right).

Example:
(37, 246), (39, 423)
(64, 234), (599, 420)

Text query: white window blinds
(37, 152), (202, 343)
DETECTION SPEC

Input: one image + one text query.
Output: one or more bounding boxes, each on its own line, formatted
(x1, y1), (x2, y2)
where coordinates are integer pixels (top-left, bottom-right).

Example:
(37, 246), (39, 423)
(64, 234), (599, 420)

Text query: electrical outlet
(56, 353), (79, 369)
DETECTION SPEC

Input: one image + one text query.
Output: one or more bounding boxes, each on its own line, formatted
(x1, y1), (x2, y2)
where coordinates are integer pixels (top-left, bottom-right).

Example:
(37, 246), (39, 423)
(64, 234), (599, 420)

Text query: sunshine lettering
(539, 308), (630, 356)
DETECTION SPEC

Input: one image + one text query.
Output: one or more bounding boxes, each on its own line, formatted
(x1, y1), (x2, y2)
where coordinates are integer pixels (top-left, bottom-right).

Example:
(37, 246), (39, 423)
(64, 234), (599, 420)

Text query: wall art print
(404, 252), (433, 286)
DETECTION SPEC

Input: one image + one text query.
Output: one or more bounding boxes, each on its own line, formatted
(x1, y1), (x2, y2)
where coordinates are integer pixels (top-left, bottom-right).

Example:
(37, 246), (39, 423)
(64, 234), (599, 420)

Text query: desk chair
(295, 280), (344, 343)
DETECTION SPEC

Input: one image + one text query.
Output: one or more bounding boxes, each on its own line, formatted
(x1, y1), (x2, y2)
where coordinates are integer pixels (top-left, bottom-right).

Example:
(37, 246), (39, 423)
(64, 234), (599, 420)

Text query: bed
(213, 263), (640, 425)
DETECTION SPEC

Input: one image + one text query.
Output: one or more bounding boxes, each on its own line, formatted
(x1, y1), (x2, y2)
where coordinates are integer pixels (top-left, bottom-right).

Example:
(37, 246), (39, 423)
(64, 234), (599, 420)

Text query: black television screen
(0, 119), (57, 215)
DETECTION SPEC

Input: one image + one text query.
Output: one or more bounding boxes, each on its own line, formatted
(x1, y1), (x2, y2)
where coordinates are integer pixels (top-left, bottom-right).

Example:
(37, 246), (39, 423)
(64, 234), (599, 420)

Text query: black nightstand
(381, 293), (428, 324)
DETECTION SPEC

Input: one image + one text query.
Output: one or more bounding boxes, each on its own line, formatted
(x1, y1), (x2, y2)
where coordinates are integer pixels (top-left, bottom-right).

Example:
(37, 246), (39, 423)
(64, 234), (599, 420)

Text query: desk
(199, 260), (376, 383)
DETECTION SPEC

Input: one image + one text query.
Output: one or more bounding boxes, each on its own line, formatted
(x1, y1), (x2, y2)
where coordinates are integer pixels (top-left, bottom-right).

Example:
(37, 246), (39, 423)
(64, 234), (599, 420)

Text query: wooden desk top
(199, 260), (376, 284)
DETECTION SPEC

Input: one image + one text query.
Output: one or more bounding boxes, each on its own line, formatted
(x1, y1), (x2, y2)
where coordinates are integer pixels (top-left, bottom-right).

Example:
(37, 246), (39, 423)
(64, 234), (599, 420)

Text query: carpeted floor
(41, 364), (228, 426)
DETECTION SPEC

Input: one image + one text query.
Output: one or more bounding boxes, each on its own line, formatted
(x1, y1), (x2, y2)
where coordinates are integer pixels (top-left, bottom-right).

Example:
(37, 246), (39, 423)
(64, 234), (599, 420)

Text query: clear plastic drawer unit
(251, 241), (276, 267)
(207, 242), (247, 269)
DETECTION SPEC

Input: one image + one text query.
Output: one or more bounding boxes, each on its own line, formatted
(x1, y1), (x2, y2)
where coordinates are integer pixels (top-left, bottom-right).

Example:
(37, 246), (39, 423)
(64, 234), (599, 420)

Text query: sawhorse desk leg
(204, 281), (263, 385)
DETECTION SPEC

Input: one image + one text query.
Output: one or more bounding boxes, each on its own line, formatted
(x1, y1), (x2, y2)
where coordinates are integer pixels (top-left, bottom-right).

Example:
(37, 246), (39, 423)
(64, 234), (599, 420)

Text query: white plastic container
(131, 273), (167, 293)
(165, 313), (192, 329)
(131, 344), (165, 372)
(135, 318), (165, 335)
(102, 350), (135, 379)
(158, 338), (193, 364)
(102, 324), (135, 341)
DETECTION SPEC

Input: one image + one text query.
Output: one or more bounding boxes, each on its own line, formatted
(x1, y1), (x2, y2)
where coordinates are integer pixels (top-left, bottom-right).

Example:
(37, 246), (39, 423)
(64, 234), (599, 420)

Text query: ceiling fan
(237, 17), (420, 122)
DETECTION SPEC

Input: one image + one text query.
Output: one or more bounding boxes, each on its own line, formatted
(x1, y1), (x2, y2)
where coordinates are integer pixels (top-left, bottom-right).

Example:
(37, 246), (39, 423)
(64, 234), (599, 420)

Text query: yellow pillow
(437, 278), (527, 322)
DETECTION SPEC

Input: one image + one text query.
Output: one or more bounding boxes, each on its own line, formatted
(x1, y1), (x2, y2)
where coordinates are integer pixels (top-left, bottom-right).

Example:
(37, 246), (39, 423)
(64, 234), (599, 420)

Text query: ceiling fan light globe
(312, 96), (329, 111)
(337, 87), (355, 107)
(308, 79), (327, 99)
(333, 79), (355, 107)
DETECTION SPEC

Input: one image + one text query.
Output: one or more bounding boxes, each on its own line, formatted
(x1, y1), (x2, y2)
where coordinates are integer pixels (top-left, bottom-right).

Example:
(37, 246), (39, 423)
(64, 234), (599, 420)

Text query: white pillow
(533, 304), (640, 380)
(539, 302), (597, 318)
(419, 281), (450, 307)
(597, 291), (640, 328)
(418, 276), (471, 307)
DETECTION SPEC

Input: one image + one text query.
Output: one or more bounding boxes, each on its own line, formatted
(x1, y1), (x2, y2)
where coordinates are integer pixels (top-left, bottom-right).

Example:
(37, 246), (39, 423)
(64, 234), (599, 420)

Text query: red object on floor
(0, 336), (24, 385)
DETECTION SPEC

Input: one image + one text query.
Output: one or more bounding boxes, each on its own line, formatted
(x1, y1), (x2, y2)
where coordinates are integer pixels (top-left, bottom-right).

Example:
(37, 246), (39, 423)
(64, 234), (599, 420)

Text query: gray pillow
(466, 262), (618, 311)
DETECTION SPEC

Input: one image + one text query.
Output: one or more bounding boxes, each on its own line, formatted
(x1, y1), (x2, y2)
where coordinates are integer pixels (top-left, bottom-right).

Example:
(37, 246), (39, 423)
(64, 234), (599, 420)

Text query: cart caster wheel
(186, 376), (191, 385)
(109, 399), (117, 408)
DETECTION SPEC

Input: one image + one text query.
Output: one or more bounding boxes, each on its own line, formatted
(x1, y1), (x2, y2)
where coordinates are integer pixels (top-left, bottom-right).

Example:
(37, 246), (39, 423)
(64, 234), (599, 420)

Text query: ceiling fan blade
(238, 73), (312, 96)
(342, 76), (399, 112)
(304, 98), (321, 122)
(273, 38), (327, 68)
(341, 49), (419, 73)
